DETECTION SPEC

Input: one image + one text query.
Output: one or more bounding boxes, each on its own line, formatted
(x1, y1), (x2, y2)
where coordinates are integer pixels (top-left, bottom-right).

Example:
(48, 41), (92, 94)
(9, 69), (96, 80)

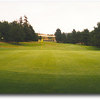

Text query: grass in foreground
(0, 42), (100, 94)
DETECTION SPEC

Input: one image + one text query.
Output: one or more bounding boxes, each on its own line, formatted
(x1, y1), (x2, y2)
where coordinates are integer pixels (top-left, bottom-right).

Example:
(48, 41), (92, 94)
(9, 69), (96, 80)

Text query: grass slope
(0, 42), (100, 94)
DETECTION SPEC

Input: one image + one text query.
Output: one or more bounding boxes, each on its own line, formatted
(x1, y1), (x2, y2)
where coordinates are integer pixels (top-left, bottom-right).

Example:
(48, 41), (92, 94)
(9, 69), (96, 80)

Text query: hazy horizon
(0, 0), (100, 34)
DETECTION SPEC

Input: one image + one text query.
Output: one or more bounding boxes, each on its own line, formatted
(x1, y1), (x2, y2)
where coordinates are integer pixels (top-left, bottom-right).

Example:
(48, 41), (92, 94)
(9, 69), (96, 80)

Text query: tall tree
(81, 29), (90, 45)
(90, 23), (100, 47)
(9, 21), (25, 43)
(0, 21), (10, 42)
(0, 16), (38, 43)
(62, 32), (67, 43)
(55, 28), (62, 43)
(71, 29), (77, 44)
(19, 16), (23, 25)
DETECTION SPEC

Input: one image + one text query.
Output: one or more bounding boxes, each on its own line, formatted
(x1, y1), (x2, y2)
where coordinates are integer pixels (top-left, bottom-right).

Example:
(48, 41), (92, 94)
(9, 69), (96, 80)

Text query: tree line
(55, 22), (100, 47)
(0, 16), (38, 43)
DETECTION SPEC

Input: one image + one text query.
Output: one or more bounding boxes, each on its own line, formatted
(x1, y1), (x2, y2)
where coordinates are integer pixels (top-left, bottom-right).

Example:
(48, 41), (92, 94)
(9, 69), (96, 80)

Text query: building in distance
(38, 33), (56, 42)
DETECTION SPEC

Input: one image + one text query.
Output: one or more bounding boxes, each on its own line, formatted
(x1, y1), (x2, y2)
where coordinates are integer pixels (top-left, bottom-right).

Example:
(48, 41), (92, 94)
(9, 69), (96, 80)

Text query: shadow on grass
(75, 44), (100, 51)
(0, 70), (100, 94)
(9, 42), (42, 47)
(1, 42), (100, 51)
(87, 46), (100, 50)
(10, 42), (22, 45)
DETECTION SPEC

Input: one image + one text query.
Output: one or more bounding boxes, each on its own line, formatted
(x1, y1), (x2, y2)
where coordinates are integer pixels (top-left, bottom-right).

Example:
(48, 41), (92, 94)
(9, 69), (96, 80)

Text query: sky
(0, 0), (100, 34)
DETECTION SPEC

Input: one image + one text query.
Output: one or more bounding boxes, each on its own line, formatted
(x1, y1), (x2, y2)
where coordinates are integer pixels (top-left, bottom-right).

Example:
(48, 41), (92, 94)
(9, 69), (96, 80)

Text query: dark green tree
(71, 29), (77, 44)
(23, 16), (38, 41)
(81, 29), (90, 45)
(0, 21), (10, 42)
(55, 28), (62, 43)
(90, 23), (100, 47)
(0, 16), (38, 43)
(61, 32), (67, 43)
(9, 21), (25, 43)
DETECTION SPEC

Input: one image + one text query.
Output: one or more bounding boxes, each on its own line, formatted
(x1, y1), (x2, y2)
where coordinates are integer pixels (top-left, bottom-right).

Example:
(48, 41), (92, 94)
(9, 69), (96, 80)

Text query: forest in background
(0, 16), (38, 43)
(0, 16), (100, 47)
(55, 22), (100, 47)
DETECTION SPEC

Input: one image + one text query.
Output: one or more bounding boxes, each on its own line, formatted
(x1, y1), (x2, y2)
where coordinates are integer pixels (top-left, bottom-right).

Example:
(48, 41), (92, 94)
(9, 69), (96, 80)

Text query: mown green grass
(0, 42), (100, 94)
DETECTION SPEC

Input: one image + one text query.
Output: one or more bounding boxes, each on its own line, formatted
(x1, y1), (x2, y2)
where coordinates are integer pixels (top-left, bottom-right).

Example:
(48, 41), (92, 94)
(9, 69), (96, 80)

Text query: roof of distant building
(38, 33), (55, 37)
